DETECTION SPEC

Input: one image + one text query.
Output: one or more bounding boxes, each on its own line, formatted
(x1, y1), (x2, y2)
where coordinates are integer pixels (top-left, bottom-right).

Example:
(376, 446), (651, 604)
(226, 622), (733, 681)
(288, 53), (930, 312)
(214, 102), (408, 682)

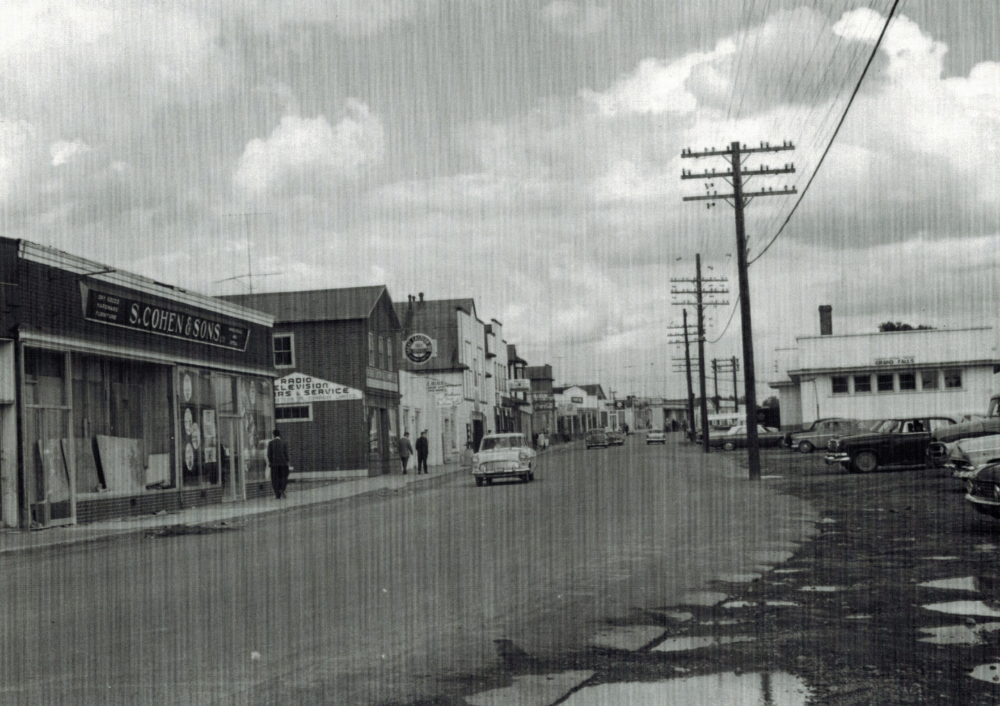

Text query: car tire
(528, 472), (535, 482)
(475, 477), (483, 487)
(853, 451), (878, 473)
(797, 440), (814, 454)
(723, 441), (736, 451)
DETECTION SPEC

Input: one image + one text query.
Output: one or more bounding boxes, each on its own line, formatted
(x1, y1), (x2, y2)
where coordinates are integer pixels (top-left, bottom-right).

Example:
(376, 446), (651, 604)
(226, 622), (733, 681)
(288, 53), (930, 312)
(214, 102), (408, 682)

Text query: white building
(770, 311), (999, 427)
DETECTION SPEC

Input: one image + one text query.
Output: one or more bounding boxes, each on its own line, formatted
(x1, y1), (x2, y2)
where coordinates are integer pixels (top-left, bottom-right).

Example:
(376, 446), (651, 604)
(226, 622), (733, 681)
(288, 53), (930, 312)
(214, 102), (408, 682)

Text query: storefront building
(770, 311), (998, 428)
(0, 239), (276, 528)
(222, 286), (402, 478)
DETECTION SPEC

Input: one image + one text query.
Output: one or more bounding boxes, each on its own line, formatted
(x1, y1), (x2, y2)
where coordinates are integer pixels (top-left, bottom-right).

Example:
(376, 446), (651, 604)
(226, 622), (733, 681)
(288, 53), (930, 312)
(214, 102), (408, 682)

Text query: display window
(23, 348), (72, 525)
(238, 376), (273, 484)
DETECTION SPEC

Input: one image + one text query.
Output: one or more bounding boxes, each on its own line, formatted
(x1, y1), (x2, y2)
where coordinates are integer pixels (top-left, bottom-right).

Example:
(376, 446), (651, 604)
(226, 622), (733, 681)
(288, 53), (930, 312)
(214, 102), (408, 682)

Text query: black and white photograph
(1, 1), (999, 703)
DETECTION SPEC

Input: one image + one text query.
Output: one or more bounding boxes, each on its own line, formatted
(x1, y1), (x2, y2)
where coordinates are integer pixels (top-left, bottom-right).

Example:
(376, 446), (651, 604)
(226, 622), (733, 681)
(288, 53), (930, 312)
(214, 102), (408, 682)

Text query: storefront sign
(571, 396), (584, 404)
(532, 393), (555, 411)
(366, 367), (399, 393)
(427, 379), (460, 393)
(81, 284), (250, 351)
(275, 374), (363, 404)
(875, 356), (915, 366)
(436, 391), (462, 407)
(508, 378), (530, 392)
(403, 333), (436, 364)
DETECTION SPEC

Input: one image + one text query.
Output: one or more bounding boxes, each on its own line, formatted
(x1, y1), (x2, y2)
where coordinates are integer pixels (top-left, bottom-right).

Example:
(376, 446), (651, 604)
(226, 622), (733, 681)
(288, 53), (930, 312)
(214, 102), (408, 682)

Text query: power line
(749, 0), (903, 265)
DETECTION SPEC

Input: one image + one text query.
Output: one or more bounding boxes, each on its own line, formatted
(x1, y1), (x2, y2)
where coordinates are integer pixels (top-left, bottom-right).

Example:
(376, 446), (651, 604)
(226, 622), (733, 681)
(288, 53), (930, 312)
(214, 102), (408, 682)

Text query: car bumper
(472, 462), (531, 478)
(966, 493), (1000, 519)
(825, 453), (850, 465)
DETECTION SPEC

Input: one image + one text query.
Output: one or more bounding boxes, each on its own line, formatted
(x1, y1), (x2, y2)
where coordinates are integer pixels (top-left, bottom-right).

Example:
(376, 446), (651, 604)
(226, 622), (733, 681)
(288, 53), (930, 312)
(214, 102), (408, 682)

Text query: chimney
(418, 292), (424, 302)
(819, 305), (832, 336)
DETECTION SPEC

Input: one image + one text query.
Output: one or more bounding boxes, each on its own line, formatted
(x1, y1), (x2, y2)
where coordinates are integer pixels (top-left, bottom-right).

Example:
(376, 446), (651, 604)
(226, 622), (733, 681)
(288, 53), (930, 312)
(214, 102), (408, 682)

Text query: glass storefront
(22, 346), (274, 525)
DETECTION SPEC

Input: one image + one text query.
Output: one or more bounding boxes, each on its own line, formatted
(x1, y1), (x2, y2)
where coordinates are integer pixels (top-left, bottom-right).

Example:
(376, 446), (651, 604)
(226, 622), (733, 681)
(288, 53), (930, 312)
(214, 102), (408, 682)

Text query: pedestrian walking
(398, 432), (413, 474)
(267, 429), (291, 499)
(539, 429), (549, 451)
(415, 430), (429, 474)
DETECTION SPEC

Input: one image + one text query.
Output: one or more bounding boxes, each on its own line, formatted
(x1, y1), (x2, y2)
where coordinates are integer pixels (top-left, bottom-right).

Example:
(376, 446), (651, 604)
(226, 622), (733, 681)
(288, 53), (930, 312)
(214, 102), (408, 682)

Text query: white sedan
(646, 430), (666, 444)
(472, 433), (537, 486)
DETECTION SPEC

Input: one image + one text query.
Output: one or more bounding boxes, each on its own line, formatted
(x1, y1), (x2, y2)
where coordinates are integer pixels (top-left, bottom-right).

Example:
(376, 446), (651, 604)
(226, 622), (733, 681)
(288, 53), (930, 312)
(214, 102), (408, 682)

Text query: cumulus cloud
(233, 101), (384, 197)
(49, 140), (91, 167)
(541, 1), (611, 37)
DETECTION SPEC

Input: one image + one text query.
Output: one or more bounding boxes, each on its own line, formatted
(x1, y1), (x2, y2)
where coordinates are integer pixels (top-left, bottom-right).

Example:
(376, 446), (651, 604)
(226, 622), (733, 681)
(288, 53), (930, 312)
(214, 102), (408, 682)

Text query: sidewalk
(0, 462), (469, 556)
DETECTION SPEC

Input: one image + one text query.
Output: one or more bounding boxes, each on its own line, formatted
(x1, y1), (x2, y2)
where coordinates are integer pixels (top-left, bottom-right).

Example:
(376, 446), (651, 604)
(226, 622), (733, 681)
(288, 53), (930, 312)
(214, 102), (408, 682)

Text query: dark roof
(577, 384), (606, 399)
(506, 344), (528, 365)
(524, 365), (552, 380)
(220, 286), (399, 327)
(393, 297), (479, 373)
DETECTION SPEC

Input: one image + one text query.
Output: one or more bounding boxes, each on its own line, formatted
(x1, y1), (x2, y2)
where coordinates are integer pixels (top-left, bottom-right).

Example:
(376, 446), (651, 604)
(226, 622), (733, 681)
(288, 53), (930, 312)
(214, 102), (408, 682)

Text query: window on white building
(921, 370), (938, 390)
(832, 377), (849, 394)
(275, 405), (311, 421)
(877, 374), (894, 392)
(369, 333), (375, 367)
(899, 372), (916, 391)
(854, 375), (871, 393)
(944, 369), (962, 389)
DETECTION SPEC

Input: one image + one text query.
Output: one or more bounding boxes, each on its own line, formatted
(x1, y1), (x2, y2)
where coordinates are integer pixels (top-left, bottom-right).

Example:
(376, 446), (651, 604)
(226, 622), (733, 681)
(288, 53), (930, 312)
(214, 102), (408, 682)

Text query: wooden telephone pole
(681, 141), (796, 478)
(672, 254), (728, 452)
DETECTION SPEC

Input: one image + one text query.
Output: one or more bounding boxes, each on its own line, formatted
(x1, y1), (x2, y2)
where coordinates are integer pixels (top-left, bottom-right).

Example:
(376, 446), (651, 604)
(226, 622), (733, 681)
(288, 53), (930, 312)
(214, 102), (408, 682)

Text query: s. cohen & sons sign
(81, 284), (250, 351)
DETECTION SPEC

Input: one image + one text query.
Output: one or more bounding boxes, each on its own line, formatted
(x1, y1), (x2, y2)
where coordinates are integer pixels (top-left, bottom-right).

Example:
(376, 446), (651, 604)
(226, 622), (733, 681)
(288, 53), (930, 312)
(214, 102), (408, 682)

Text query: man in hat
(267, 429), (291, 499)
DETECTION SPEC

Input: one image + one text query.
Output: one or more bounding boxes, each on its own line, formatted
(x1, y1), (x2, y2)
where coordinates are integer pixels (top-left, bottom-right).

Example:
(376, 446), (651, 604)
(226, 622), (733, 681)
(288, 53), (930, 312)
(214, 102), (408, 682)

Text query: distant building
(770, 306), (999, 428)
(524, 365), (555, 440)
(222, 286), (402, 477)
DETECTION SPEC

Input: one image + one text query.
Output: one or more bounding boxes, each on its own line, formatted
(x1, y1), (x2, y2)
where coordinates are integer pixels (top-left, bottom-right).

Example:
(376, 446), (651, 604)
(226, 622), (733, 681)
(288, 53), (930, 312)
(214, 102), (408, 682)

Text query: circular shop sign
(404, 333), (435, 364)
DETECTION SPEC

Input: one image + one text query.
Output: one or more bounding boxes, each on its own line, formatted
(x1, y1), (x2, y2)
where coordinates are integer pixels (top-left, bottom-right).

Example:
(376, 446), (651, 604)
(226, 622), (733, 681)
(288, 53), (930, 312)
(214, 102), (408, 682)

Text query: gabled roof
(221, 286), (399, 327)
(577, 384), (606, 400)
(393, 297), (480, 373)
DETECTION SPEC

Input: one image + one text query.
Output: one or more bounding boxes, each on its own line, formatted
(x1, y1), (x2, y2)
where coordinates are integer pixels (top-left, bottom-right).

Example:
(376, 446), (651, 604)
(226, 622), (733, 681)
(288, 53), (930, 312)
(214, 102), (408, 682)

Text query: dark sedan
(709, 425), (785, 451)
(824, 416), (960, 473)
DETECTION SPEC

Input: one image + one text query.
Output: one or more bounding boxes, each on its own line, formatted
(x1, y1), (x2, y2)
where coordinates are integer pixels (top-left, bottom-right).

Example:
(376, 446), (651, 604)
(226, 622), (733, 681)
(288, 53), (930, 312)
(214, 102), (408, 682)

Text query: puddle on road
(969, 663), (1000, 684)
(799, 586), (842, 592)
(652, 635), (755, 652)
(773, 568), (806, 574)
(974, 544), (997, 552)
(589, 626), (665, 651)
(918, 576), (978, 592)
(918, 622), (1000, 645)
(465, 671), (594, 706)
(561, 671), (810, 706)
(845, 614), (872, 620)
(722, 600), (800, 609)
(753, 550), (795, 564)
(654, 610), (694, 622)
(925, 556), (959, 561)
(923, 601), (1000, 618)
(681, 591), (729, 606)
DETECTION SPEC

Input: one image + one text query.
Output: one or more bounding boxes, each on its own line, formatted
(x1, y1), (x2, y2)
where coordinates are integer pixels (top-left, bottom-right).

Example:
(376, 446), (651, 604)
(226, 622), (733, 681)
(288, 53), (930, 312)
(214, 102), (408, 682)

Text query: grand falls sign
(275, 374), (364, 405)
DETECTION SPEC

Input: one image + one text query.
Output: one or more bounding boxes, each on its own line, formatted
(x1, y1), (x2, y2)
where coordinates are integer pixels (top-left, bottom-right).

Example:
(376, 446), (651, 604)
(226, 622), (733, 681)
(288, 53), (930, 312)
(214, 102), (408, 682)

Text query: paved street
(1, 434), (815, 705)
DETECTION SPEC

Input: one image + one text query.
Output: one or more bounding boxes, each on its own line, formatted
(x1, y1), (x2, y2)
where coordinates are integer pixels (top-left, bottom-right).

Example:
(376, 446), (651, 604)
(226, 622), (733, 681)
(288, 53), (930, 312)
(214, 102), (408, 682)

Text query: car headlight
(519, 450), (529, 461)
(471, 454), (479, 466)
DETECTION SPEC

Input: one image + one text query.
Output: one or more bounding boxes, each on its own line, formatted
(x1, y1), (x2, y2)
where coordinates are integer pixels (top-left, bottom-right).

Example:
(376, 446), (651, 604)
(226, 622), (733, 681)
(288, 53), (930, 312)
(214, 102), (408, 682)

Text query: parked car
(932, 396), (1000, 444)
(824, 416), (960, 473)
(783, 418), (868, 454)
(586, 429), (608, 449)
(710, 424), (784, 451)
(471, 433), (536, 486)
(936, 434), (1000, 480)
(645, 429), (666, 445)
(964, 461), (1000, 519)
(606, 430), (625, 446)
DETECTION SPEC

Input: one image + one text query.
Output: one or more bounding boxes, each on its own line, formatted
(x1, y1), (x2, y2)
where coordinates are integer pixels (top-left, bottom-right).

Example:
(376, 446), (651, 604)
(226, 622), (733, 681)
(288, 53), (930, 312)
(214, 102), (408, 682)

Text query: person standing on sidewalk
(415, 430), (429, 474)
(398, 432), (413, 474)
(267, 429), (291, 499)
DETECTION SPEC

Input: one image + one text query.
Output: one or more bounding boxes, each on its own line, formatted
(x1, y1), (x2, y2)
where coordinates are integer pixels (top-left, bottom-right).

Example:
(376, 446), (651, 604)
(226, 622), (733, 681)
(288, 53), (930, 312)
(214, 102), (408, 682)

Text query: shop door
(219, 416), (244, 502)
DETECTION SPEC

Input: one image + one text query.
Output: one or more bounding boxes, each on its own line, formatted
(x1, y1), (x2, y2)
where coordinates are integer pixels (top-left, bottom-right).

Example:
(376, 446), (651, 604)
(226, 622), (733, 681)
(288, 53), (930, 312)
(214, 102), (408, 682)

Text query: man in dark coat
(415, 430), (430, 474)
(267, 429), (291, 499)
(398, 432), (413, 474)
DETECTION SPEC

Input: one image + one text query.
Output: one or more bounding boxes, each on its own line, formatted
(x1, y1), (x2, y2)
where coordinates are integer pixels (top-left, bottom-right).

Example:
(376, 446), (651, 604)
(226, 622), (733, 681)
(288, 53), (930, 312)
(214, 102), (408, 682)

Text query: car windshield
(480, 436), (524, 451)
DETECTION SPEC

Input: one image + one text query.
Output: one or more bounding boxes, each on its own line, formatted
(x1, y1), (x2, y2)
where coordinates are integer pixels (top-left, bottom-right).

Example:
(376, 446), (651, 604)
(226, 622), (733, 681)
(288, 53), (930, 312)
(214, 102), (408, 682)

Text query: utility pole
(714, 357), (740, 414)
(667, 311), (698, 442)
(681, 140), (796, 479)
(711, 359), (719, 413)
(672, 255), (728, 452)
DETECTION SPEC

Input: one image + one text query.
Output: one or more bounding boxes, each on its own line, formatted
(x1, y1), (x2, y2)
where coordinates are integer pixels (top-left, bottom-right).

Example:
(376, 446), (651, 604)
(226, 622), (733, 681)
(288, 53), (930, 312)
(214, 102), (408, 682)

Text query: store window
(273, 334), (294, 368)
(178, 368), (217, 487)
(387, 335), (394, 370)
(369, 333), (375, 367)
(72, 354), (173, 494)
(877, 374), (894, 392)
(899, 372), (916, 391)
(831, 377), (849, 394)
(944, 369), (962, 389)
(854, 375), (871, 393)
(239, 377), (274, 484)
(24, 348), (71, 524)
(276, 405), (312, 421)
(921, 370), (939, 390)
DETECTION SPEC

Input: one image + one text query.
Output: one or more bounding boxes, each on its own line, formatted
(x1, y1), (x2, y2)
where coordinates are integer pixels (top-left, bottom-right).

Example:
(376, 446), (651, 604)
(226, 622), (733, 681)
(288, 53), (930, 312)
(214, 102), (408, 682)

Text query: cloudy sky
(1, 0), (998, 399)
